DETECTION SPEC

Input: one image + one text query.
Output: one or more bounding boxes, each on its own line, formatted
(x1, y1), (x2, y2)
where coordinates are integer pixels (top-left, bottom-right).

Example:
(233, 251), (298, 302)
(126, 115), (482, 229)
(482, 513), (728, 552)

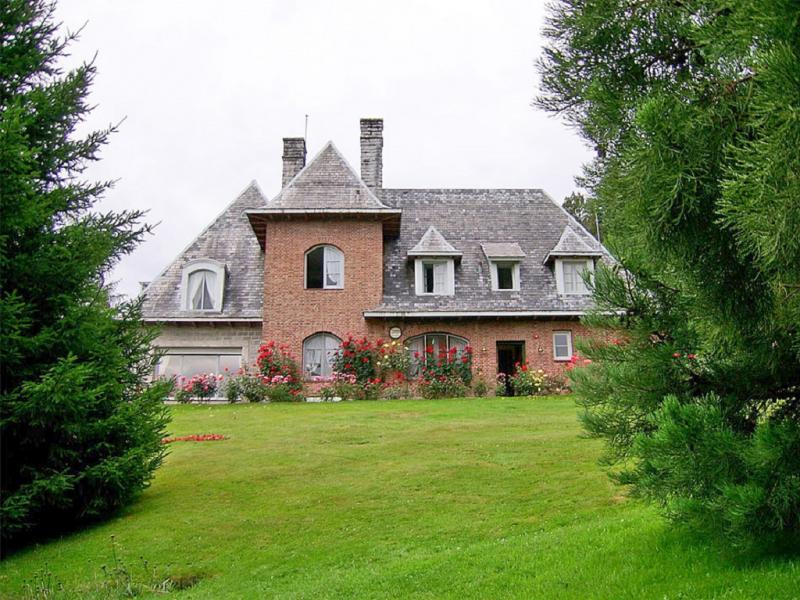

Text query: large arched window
(406, 333), (469, 375)
(181, 259), (225, 311)
(305, 245), (344, 289)
(303, 333), (341, 378)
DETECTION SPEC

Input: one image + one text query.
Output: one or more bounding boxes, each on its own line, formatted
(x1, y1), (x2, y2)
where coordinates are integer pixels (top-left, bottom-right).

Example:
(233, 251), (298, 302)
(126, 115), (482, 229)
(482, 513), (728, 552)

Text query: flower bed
(162, 434), (226, 444)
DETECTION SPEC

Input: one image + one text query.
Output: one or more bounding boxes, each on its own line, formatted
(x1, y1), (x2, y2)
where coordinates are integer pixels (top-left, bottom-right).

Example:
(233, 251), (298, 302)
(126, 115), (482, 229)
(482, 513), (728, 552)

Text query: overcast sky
(55, 0), (593, 298)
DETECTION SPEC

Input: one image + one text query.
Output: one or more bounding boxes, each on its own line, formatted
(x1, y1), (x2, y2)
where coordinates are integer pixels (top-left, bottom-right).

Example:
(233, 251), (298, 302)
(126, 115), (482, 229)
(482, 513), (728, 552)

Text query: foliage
(417, 376), (468, 400)
(472, 378), (488, 397)
(177, 373), (223, 401)
(537, 0), (800, 544)
(0, 0), (171, 547)
(332, 335), (377, 384)
(375, 340), (411, 381)
(419, 344), (473, 386)
(224, 370), (270, 403)
(256, 341), (302, 393)
(266, 383), (304, 403)
(562, 191), (601, 239)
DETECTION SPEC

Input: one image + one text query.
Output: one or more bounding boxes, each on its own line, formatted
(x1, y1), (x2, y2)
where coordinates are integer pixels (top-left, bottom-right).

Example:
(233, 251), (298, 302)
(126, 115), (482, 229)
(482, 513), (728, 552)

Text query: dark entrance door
(496, 341), (525, 396)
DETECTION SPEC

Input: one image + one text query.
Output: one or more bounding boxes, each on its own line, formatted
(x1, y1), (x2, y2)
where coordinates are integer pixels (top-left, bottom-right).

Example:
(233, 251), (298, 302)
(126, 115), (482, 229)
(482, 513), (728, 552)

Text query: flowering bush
(375, 340), (411, 381)
(257, 341), (302, 393)
(224, 369), (270, 403)
(175, 373), (223, 402)
(162, 433), (226, 444)
(509, 363), (547, 396)
(317, 372), (383, 401)
(509, 363), (570, 396)
(332, 335), (377, 383)
(417, 375), (468, 399)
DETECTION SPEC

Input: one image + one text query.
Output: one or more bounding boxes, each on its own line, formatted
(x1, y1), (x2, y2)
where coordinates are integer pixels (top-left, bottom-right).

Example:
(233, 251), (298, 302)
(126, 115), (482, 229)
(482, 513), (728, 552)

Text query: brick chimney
(282, 137), (306, 186)
(360, 118), (383, 188)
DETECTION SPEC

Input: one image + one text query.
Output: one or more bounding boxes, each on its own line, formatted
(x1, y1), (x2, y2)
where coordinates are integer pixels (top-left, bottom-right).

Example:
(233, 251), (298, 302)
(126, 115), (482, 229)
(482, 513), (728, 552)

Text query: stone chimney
(360, 118), (383, 188)
(282, 137), (306, 186)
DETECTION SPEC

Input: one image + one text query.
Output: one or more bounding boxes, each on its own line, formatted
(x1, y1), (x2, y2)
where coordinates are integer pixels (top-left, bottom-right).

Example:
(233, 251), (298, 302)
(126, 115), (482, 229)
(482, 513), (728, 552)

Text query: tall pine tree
(0, 0), (170, 547)
(537, 0), (800, 544)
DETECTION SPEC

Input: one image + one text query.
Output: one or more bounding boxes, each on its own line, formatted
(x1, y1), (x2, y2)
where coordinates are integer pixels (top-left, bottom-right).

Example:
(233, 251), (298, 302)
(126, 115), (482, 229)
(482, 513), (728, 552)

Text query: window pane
(157, 354), (182, 378)
(182, 354), (219, 377)
(424, 263), (435, 293)
(189, 270), (216, 310)
(219, 354), (241, 374)
(306, 247), (324, 288)
(448, 335), (467, 354)
(427, 334), (447, 361)
(496, 263), (514, 289)
(305, 349), (322, 376)
(303, 333), (341, 378)
(433, 262), (447, 294)
(553, 332), (571, 359)
(407, 336), (425, 376)
(563, 261), (588, 294)
(325, 260), (341, 287)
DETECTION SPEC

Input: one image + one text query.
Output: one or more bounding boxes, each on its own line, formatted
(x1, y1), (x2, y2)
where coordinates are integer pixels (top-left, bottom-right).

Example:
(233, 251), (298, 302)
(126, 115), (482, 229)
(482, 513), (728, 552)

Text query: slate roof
(259, 142), (395, 212)
(482, 242), (526, 259)
(367, 188), (613, 315)
(544, 225), (603, 263)
(408, 226), (462, 257)
(140, 182), (267, 321)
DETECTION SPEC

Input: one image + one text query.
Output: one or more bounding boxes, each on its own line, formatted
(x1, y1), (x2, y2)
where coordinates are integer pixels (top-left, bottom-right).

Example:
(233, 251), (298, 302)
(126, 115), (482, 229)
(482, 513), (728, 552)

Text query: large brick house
(141, 118), (611, 387)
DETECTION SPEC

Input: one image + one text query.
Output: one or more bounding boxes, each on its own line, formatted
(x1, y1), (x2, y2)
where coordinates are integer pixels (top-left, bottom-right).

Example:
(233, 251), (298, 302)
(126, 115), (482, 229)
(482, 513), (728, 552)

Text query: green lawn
(2, 397), (798, 599)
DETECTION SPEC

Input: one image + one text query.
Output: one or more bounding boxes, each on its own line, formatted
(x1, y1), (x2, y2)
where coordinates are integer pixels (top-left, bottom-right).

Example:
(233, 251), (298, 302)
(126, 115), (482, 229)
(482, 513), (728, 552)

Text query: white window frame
(180, 259), (226, 312)
(305, 245), (344, 290)
(414, 258), (455, 296)
(490, 260), (520, 292)
(406, 333), (469, 375)
(555, 258), (594, 295)
(553, 331), (573, 361)
(155, 347), (242, 380)
(302, 333), (342, 379)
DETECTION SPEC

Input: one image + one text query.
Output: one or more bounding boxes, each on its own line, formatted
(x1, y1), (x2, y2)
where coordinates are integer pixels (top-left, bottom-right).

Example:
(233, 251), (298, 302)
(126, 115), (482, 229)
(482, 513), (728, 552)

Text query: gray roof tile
(371, 188), (613, 314)
(140, 182), (266, 320)
(408, 226), (462, 256)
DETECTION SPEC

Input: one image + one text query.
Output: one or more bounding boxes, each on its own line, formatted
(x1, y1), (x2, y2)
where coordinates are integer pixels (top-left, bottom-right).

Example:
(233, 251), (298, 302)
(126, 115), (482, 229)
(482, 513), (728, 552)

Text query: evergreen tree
(562, 191), (601, 239)
(537, 0), (800, 544)
(0, 0), (171, 546)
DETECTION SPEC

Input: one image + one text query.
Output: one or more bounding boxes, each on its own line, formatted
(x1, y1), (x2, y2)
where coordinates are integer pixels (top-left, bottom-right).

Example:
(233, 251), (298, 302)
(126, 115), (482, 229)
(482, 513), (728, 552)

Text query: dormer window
(415, 259), (455, 296)
(181, 259), (225, 312)
(305, 245), (344, 289)
(490, 261), (520, 291)
(482, 242), (525, 293)
(555, 258), (594, 295)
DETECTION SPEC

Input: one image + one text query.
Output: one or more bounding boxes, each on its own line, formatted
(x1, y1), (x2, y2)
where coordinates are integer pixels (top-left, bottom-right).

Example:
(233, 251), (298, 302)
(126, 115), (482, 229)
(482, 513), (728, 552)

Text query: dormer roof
(543, 225), (603, 264)
(482, 242), (526, 260)
(408, 226), (462, 258)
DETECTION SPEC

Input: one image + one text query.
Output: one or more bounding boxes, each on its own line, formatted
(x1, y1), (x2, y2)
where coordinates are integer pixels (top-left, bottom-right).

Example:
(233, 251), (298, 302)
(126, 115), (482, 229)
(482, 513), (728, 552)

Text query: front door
(496, 341), (525, 396)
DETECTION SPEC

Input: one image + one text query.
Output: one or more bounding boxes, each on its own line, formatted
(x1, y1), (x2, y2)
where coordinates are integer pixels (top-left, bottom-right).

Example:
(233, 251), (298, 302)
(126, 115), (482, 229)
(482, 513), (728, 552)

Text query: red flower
(687, 353), (696, 360)
(672, 352), (681, 358)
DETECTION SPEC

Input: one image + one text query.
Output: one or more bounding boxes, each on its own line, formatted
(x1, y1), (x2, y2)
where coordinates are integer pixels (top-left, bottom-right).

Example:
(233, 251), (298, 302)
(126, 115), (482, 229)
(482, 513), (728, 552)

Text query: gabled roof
(245, 142), (401, 247)
(482, 242), (526, 259)
(261, 142), (393, 211)
(140, 181), (267, 321)
(408, 226), (462, 257)
(543, 225), (603, 264)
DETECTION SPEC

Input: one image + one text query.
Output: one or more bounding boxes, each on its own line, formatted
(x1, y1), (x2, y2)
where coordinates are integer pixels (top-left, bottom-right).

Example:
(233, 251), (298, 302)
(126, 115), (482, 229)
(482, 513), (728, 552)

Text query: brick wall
(262, 219), (384, 359)
(366, 318), (593, 383)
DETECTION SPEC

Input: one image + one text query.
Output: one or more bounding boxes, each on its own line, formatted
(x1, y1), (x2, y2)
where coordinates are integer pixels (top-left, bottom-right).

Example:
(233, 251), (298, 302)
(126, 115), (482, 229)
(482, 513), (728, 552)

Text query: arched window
(305, 245), (344, 289)
(181, 259), (225, 311)
(406, 333), (469, 375)
(303, 333), (341, 378)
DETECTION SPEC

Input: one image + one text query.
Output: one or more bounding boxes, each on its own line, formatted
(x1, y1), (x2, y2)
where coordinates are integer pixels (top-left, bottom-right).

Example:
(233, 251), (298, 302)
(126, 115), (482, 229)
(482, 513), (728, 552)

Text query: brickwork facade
(262, 219), (384, 358)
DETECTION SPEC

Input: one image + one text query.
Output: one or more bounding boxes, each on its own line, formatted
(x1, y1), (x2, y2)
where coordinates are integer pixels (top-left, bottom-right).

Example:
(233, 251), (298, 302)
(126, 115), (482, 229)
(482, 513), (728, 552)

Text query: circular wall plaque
(389, 326), (402, 340)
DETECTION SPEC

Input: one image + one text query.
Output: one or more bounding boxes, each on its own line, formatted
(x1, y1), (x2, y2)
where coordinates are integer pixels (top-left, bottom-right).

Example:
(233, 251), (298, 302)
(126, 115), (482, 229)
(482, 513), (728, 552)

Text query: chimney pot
(282, 137), (306, 187)
(360, 118), (383, 188)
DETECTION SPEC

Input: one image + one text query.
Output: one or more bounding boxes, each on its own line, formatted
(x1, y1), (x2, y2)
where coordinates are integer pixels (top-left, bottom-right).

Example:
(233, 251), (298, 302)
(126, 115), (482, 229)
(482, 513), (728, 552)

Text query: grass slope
(1, 397), (798, 598)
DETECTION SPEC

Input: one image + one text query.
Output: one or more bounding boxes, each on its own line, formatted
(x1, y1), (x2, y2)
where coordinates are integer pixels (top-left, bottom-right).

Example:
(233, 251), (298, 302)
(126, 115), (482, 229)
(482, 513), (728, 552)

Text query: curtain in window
(324, 247), (342, 287)
(406, 333), (469, 375)
(563, 261), (589, 294)
(188, 269), (217, 310)
(433, 262), (447, 294)
(303, 333), (342, 378)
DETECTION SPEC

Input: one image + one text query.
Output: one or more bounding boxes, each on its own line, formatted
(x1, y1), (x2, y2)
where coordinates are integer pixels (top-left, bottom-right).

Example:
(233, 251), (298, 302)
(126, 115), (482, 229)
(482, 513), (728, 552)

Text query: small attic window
(181, 259), (225, 312)
(555, 258), (594, 295)
(305, 245), (344, 289)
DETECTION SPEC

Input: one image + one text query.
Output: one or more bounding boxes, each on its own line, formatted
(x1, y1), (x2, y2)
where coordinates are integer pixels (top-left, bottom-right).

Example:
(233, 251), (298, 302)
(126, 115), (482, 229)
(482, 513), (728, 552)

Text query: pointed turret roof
(265, 142), (393, 211)
(246, 142), (401, 247)
(408, 226), (462, 257)
(543, 225), (602, 263)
